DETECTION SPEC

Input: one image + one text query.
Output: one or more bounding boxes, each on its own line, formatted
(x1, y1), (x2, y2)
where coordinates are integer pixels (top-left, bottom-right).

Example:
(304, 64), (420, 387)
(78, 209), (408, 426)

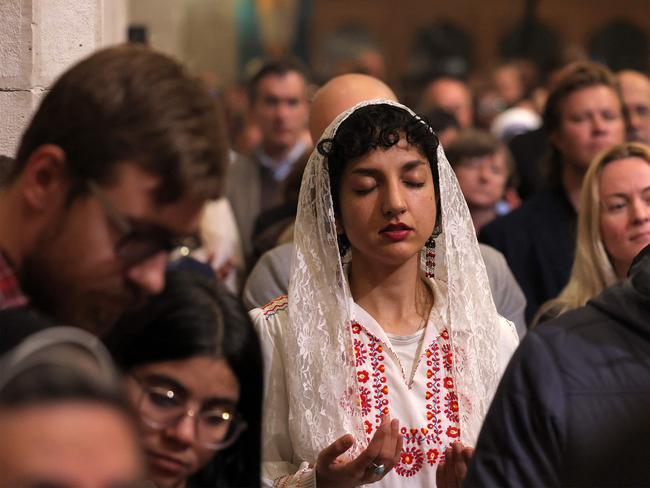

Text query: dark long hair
(105, 269), (263, 488)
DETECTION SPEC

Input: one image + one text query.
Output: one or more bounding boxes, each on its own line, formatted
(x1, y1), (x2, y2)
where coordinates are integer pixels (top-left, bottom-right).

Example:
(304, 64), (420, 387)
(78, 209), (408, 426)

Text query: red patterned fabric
(352, 320), (462, 480)
(261, 294), (288, 318)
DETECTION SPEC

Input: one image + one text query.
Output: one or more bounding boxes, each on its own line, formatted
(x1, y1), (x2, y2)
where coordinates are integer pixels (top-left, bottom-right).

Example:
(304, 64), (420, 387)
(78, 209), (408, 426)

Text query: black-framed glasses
(131, 375), (247, 450)
(88, 181), (201, 266)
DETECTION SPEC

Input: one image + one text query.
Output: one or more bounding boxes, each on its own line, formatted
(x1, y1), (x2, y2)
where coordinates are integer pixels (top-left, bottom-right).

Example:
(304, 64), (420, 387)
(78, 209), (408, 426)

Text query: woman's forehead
(346, 144), (430, 171)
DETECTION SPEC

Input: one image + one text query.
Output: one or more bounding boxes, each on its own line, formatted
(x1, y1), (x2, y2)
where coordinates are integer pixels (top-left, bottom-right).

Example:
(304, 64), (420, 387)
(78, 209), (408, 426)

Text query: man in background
(419, 76), (474, 129)
(618, 70), (650, 144)
(226, 58), (311, 262)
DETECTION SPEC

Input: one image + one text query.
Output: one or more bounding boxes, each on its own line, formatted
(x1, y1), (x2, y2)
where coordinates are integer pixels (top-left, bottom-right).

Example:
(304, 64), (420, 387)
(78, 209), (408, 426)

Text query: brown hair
(542, 61), (623, 183)
(446, 129), (514, 172)
(445, 129), (516, 185)
(543, 61), (621, 134)
(247, 57), (310, 102)
(0, 155), (14, 187)
(12, 45), (229, 203)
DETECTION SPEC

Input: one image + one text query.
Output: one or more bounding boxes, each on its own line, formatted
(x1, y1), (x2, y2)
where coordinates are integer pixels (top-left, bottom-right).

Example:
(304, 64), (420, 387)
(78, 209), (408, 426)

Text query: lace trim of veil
(278, 99), (502, 461)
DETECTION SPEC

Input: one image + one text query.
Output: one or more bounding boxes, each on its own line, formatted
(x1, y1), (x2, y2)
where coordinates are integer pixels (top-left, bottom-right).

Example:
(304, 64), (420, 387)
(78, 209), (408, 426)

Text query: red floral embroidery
(444, 392), (460, 422)
(354, 339), (368, 366)
(395, 447), (424, 477)
(359, 386), (371, 416)
(357, 370), (370, 383)
(426, 448), (439, 466)
(355, 325), (461, 479)
(351, 322), (361, 334)
(368, 335), (389, 423)
(424, 341), (443, 443)
(441, 343), (453, 372)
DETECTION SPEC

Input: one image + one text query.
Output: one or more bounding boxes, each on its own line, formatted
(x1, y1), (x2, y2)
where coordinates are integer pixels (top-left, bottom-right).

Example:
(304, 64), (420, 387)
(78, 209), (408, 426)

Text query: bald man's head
(420, 77), (473, 129)
(309, 73), (397, 141)
(618, 70), (650, 143)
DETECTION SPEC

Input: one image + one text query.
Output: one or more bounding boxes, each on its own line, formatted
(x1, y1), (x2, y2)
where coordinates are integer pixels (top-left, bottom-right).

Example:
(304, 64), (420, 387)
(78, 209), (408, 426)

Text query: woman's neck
(348, 254), (433, 336)
(614, 259), (630, 281)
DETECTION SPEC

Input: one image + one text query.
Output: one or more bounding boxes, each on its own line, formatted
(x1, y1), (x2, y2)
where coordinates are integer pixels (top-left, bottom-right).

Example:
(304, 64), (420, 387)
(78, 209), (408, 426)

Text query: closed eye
(404, 181), (426, 188)
(353, 187), (376, 195)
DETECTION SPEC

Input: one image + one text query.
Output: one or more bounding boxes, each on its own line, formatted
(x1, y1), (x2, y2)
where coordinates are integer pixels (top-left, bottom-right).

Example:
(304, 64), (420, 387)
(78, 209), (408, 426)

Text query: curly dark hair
(317, 104), (441, 253)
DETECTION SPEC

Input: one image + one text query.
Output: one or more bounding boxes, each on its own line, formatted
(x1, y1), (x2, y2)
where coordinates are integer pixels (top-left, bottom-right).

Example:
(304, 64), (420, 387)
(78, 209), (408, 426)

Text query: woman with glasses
(106, 268), (263, 488)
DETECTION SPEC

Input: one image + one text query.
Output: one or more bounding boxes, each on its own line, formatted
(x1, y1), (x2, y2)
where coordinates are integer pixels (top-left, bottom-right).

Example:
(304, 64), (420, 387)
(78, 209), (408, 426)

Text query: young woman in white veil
(251, 100), (518, 487)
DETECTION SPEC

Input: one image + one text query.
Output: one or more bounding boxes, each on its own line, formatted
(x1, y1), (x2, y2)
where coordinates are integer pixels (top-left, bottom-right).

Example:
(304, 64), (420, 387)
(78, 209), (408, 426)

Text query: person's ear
(20, 145), (68, 211)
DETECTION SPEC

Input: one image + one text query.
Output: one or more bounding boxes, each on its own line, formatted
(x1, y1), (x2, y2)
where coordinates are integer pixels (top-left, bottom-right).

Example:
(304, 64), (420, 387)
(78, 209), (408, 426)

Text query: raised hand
(315, 415), (403, 488)
(435, 441), (474, 488)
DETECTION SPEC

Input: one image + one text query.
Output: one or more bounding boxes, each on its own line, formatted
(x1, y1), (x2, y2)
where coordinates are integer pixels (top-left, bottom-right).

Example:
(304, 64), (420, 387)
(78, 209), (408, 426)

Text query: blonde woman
(535, 142), (650, 324)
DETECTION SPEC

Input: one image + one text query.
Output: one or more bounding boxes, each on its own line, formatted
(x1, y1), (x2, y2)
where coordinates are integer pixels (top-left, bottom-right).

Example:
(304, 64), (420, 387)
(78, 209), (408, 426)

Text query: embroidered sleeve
(251, 305), (315, 487)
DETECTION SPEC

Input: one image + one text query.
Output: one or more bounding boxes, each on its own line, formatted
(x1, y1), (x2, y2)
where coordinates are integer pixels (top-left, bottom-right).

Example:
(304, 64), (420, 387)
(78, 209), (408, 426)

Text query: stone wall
(0, 0), (126, 156)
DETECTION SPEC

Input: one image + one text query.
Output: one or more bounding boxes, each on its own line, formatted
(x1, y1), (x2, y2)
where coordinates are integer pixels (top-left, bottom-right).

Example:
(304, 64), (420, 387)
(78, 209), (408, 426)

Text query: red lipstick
(380, 223), (413, 241)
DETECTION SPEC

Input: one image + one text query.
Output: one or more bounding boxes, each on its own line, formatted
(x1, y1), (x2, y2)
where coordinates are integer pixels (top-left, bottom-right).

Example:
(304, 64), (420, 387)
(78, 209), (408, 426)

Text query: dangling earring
(424, 234), (436, 279)
(338, 234), (350, 259)
(336, 220), (350, 259)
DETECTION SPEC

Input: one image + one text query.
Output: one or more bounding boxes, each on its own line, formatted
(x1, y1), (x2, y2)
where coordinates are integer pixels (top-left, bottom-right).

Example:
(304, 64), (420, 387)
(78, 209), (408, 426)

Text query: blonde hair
(534, 142), (650, 325)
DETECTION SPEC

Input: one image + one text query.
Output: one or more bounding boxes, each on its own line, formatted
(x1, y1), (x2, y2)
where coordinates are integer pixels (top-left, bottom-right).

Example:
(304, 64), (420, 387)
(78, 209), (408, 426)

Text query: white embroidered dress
(251, 100), (519, 487)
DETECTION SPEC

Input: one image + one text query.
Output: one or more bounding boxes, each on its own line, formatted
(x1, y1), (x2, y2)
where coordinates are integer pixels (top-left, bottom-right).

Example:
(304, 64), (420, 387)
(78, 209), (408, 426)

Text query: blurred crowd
(0, 37), (649, 488)
(209, 52), (650, 328)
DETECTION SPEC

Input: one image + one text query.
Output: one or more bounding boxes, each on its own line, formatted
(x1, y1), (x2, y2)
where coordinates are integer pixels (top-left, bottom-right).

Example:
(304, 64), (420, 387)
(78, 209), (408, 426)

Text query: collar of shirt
(256, 139), (308, 182)
(0, 251), (28, 310)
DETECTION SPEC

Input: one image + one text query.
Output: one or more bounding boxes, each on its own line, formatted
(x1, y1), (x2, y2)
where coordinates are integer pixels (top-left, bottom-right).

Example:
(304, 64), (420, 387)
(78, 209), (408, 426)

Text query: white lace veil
(281, 99), (503, 460)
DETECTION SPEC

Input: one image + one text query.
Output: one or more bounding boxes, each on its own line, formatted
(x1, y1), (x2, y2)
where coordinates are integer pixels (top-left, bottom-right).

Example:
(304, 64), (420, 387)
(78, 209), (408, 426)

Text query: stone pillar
(0, 0), (127, 157)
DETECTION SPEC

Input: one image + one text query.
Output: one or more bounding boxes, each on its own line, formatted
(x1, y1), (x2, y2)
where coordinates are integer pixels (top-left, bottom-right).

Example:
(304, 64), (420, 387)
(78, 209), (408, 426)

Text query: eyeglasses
(131, 376), (246, 450)
(88, 181), (201, 266)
